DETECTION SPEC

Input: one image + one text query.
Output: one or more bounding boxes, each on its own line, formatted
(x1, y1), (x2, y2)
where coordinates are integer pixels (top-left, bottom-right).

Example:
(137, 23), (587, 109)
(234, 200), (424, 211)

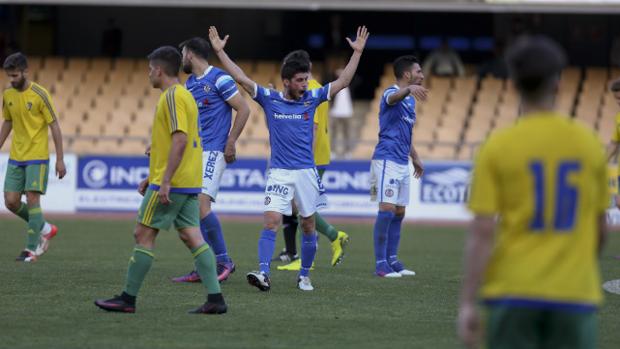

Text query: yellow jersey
(468, 112), (608, 309)
(148, 84), (202, 193)
(310, 79), (330, 168)
(2, 82), (57, 164)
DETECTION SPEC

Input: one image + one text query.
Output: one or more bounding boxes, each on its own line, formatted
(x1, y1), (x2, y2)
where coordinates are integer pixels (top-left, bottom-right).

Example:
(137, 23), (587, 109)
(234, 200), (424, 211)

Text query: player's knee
(4, 198), (20, 212)
(25, 192), (40, 206)
(395, 206), (406, 217)
(263, 214), (281, 231)
(300, 216), (315, 233)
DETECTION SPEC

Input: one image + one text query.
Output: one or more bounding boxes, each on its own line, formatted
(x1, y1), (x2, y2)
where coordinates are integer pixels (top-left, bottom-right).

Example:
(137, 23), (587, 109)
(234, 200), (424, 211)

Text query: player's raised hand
(208, 26), (229, 53)
(346, 26), (369, 53)
(56, 159), (66, 179)
(408, 85), (429, 102)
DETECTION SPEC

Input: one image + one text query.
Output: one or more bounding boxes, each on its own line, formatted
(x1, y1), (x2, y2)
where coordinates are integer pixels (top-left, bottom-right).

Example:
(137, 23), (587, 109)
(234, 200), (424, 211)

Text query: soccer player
(276, 50), (350, 271)
(458, 36), (608, 349)
(94, 46), (226, 314)
(208, 25), (368, 291)
(606, 78), (620, 208)
(0, 52), (65, 262)
(370, 55), (426, 278)
(171, 37), (250, 283)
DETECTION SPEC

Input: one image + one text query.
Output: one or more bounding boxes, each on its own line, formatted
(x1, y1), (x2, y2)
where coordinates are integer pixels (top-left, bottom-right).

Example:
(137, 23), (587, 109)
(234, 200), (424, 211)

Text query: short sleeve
(166, 88), (188, 134)
(613, 115), (620, 143)
(33, 86), (58, 124)
(2, 94), (10, 121)
(383, 87), (398, 106)
(468, 141), (500, 215)
(215, 74), (239, 101)
(252, 83), (272, 106)
(309, 83), (331, 105)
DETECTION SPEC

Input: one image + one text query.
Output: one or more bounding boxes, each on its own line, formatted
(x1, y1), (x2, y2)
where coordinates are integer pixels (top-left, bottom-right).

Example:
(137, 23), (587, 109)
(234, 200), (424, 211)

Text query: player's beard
(182, 62), (192, 74)
(11, 77), (26, 90)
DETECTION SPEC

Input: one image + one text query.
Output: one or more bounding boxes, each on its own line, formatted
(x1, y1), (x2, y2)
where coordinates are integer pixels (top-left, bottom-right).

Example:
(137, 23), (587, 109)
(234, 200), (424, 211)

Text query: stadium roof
(2, 0), (620, 13)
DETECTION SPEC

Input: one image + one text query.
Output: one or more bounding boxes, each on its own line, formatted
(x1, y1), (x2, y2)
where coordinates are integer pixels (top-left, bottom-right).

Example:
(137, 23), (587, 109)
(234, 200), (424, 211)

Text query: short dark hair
(3, 52), (28, 71)
(610, 78), (620, 93)
(393, 55), (419, 79)
(147, 46), (181, 77)
(283, 49), (310, 65)
(281, 58), (310, 80)
(505, 35), (567, 100)
(179, 37), (210, 60)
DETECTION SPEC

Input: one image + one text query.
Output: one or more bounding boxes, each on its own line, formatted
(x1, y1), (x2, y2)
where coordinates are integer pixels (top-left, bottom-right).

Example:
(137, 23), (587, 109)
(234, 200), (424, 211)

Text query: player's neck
(159, 76), (180, 91)
(520, 96), (555, 116)
(192, 60), (209, 76)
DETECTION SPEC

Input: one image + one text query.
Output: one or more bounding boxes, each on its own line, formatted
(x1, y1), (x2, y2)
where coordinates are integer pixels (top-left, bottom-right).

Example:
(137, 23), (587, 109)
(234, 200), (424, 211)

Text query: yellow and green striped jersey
(310, 79), (330, 168)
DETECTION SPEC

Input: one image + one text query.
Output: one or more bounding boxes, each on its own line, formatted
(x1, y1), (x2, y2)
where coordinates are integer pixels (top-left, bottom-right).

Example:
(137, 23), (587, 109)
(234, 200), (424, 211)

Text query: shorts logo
(266, 184), (289, 196)
(264, 196), (271, 205)
(385, 189), (394, 197)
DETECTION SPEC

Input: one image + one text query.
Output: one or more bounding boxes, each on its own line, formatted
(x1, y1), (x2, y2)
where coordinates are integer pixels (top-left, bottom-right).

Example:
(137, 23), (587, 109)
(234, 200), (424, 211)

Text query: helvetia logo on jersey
(82, 160), (109, 189)
(420, 165), (470, 204)
(273, 113), (303, 120)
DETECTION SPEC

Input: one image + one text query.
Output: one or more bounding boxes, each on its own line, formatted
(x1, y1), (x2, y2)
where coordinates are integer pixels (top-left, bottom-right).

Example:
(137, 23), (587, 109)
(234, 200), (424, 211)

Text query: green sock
(13, 202), (29, 222)
(123, 246), (154, 297)
(26, 205), (44, 251)
(192, 244), (221, 294)
(315, 212), (338, 241)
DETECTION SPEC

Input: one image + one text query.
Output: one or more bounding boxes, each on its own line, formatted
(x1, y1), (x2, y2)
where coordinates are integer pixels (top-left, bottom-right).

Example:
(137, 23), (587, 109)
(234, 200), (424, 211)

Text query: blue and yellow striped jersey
(468, 112), (608, 308)
(148, 84), (202, 193)
(2, 82), (57, 163)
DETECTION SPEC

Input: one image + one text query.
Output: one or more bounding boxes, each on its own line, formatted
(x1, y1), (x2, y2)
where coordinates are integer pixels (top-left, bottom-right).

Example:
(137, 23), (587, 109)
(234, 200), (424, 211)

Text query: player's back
(469, 111), (608, 308)
(185, 66), (237, 152)
(149, 84), (202, 191)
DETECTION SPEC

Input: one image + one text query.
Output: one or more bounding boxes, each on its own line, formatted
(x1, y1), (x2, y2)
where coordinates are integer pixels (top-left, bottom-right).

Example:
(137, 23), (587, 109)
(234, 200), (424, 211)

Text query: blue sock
(373, 210), (395, 267)
(258, 229), (277, 275)
(201, 212), (230, 263)
(300, 232), (317, 277)
(387, 215), (404, 270)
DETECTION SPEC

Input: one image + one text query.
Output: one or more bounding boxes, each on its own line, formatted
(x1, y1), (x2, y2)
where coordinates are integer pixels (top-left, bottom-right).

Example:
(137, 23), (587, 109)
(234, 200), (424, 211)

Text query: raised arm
(329, 26), (369, 99)
(208, 26), (256, 95)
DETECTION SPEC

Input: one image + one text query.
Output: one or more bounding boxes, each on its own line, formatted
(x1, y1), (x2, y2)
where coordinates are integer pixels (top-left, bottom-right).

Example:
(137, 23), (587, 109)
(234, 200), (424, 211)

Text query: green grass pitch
(0, 217), (619, 349)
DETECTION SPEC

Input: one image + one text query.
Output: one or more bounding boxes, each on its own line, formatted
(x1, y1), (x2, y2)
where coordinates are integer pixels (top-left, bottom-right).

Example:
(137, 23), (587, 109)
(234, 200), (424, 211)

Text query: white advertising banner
(0, 153), (77, 213)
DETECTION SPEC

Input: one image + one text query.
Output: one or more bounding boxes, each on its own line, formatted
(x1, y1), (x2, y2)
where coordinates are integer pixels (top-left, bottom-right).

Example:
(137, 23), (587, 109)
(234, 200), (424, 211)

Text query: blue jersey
(185, 66), (239, 152)
(253, 83), (331, 169)
(372, 85), (416, 165)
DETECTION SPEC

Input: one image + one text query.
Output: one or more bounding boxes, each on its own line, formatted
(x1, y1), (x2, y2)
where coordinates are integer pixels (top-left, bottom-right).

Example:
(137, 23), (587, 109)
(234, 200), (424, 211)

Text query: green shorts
(136, 188), (199, 231)
(485, 304), (597, 349)
(4, 161), (49, 194)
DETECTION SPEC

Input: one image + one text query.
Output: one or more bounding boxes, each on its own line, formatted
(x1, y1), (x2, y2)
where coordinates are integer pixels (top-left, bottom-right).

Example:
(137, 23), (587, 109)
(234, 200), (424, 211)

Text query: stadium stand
(1, 56), (618, 159)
